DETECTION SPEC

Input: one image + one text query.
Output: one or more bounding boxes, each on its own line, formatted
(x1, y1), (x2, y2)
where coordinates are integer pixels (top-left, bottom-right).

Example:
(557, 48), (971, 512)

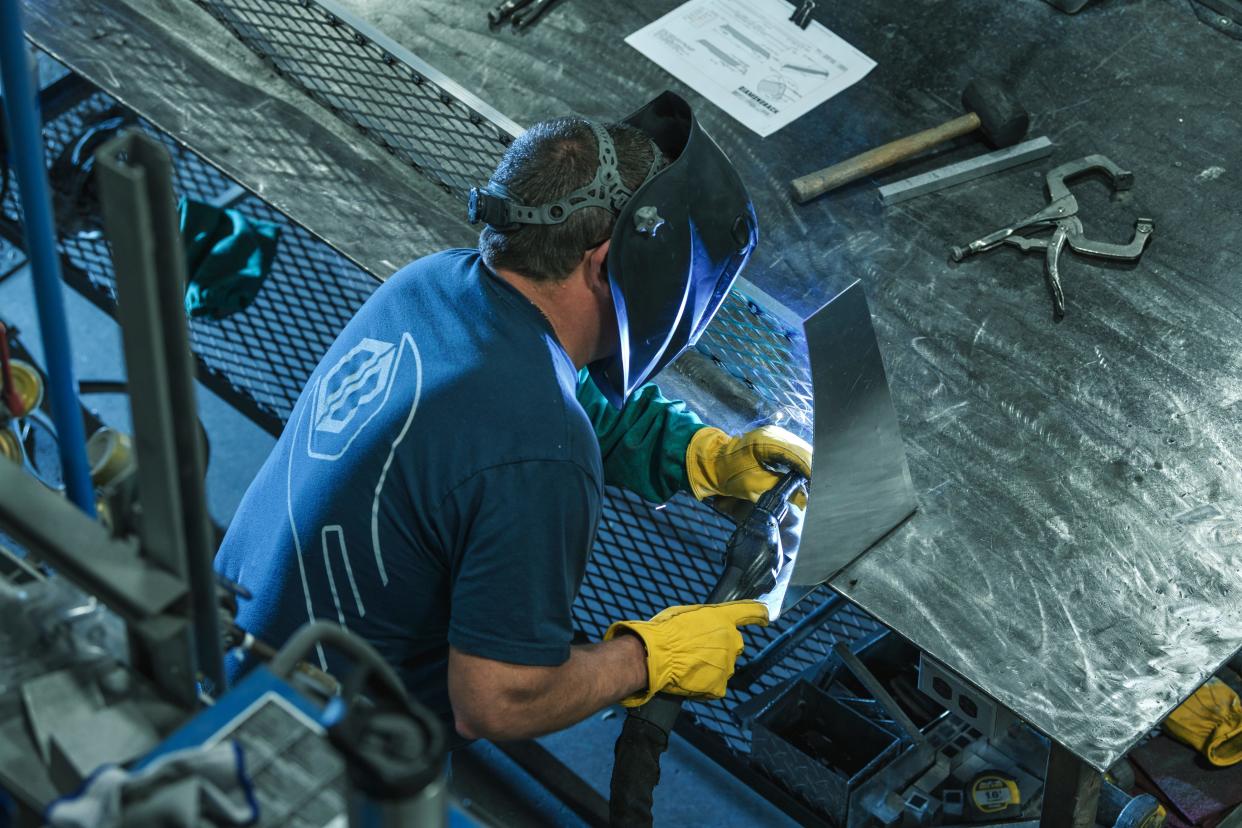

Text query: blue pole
(0, 0), (96, 516)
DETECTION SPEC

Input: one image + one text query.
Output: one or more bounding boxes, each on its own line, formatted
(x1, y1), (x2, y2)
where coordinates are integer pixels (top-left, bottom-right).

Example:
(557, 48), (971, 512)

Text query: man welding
(214, 91), (811, 742)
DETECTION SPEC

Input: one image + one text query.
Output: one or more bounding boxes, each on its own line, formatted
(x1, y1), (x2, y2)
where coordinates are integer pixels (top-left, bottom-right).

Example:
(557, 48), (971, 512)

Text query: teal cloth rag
(179, 198), (280, 319)
(576, 369), (706, 503)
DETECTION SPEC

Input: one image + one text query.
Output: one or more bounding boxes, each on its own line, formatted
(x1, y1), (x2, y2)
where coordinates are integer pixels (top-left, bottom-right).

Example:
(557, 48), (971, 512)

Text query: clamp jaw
(951, 154), (1154, 320)
(487, 0), (559, 29)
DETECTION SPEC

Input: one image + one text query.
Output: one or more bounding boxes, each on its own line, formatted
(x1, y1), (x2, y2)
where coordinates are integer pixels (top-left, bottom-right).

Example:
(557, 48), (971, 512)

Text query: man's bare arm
(448, 636), (646, 741)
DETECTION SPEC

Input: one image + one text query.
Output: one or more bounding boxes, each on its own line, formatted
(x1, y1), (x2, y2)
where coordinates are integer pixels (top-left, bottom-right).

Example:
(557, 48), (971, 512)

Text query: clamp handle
(487, 0), (534, 26)
(1044, 223), (1071, 321)
(950, 195), (1077, 262)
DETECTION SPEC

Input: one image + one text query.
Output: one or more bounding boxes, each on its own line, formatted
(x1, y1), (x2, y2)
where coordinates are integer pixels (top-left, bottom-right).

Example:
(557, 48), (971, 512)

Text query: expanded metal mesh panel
(192, 0), (514, 196)
(0, 90), (375, 429)
(576, 490), (732, 628)
(695, 292), (814, 432)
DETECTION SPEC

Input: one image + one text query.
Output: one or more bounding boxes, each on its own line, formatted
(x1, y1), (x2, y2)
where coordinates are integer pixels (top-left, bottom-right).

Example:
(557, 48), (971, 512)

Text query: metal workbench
(13, 0), (1242, 816)
(300, 0), (1242, 772)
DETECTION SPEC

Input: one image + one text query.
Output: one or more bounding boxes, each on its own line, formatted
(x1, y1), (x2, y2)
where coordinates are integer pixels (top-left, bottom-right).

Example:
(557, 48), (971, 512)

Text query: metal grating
(192, 0), (518, 196)
(694, 292), (815, 435)
(0, 90), (375, 431)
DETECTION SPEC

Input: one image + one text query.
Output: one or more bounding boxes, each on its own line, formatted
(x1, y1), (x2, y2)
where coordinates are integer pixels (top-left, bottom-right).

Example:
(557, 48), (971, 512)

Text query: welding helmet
(467, 91), (757, 406)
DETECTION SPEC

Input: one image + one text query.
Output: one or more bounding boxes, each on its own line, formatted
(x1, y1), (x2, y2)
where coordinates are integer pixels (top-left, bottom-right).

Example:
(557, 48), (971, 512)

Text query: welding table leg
(1041, 740), (1102, 828)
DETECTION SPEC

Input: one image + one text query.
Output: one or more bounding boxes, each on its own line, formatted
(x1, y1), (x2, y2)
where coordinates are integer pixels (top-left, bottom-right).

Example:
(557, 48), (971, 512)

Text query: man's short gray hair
(479, 117), (662, 282)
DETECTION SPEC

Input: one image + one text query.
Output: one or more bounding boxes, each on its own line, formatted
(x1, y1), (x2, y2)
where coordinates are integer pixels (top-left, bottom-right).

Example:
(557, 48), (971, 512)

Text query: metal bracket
(917, 653), (1017, 742)
(95, 131), (224, 691)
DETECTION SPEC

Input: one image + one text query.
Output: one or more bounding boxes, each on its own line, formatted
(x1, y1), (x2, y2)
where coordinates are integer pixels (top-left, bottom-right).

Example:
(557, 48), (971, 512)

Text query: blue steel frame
(0, 0), (94, 515)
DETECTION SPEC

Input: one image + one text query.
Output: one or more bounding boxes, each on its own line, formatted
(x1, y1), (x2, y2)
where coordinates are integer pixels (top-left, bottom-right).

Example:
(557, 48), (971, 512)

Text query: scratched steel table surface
(24, 0), (1242, 771)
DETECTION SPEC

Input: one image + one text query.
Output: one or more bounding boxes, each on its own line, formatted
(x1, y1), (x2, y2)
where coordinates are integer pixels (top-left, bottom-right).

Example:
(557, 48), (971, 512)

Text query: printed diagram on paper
(627, 0), (876, 137)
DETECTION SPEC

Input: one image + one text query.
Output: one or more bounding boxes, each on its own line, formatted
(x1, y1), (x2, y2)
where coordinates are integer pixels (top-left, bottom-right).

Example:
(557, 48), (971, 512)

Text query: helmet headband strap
(468, 122), (664, 231)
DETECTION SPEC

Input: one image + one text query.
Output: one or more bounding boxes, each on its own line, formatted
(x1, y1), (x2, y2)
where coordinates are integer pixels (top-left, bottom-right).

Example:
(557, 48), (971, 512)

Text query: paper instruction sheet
(626, 0), (876, 138)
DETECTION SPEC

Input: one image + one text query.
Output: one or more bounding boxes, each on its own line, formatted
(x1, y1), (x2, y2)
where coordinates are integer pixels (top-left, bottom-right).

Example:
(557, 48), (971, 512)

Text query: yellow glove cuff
(605, 601), (769, 708)
(604, 620), (666, 707)
(685, 427), (732, 502)
(1165, 678), (1242, 766)
(685, 425), (812, 507)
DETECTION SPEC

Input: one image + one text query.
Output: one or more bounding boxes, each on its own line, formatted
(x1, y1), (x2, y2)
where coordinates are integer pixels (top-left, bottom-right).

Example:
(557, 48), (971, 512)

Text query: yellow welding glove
(685, 426), (812, 509)
(1164, 678), (1242, 766)
(604, 600), (769, 707)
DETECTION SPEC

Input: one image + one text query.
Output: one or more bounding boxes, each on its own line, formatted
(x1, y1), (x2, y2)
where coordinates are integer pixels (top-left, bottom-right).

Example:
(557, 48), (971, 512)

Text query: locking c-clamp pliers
(951, 154), (1155, 320)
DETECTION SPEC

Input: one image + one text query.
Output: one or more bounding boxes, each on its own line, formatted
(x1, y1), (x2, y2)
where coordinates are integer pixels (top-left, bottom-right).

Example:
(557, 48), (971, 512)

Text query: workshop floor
(0, 261), (796, 826)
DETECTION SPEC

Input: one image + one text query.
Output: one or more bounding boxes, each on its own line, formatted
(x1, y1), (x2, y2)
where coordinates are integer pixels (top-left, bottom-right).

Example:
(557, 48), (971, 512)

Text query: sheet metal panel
(795, 281), (916, 594)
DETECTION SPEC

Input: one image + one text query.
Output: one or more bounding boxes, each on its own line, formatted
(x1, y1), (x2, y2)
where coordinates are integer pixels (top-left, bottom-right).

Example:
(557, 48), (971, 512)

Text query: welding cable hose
(608, 599), (768, 825)
(608, 471), (805, 827)
(609, 693), (683, 826)
(608, 600), (752, 826)
(271, 620), (407, 705)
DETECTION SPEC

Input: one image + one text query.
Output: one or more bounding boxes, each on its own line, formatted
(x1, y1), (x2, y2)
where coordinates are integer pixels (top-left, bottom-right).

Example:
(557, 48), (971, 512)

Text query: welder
(214, 91), (811, 743)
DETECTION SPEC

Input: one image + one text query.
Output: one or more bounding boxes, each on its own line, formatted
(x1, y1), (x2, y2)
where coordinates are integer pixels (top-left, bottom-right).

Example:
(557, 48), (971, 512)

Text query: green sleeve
(576, 369), (708, 503)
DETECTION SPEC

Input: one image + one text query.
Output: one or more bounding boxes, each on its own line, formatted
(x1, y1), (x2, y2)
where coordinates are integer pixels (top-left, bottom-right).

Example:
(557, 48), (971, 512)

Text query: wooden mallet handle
(791, 112), (982, 203)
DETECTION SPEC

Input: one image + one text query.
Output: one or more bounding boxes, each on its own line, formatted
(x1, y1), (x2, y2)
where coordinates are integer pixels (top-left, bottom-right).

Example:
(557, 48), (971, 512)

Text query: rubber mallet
(791, 78), (1029, 203)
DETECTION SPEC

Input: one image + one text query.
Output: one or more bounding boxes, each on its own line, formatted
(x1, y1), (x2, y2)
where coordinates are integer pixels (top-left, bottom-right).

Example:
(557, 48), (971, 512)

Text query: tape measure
(968, 770), (1021, 816)
(1114, 795), (1166, 828)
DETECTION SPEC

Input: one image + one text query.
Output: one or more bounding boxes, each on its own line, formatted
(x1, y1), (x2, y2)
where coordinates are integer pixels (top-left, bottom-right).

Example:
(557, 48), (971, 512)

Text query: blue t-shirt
(215, 249), (604, 724)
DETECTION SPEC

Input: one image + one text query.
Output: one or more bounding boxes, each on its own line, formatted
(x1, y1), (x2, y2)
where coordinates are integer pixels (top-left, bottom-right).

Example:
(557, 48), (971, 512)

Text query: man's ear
(586, 240), (611, 296)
